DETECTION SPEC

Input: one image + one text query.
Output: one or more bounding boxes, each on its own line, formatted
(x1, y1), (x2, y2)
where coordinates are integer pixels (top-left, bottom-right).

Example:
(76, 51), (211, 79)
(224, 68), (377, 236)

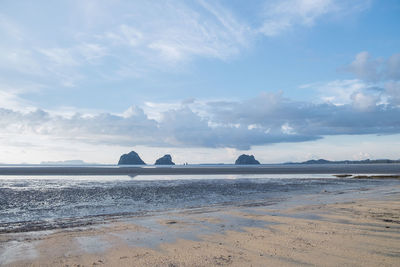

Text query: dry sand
(2, 194), (400, 267)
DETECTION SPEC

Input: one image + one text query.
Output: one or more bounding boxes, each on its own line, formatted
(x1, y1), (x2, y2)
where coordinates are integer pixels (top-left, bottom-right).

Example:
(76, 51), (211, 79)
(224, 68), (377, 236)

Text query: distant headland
(286, 159), (400, 165)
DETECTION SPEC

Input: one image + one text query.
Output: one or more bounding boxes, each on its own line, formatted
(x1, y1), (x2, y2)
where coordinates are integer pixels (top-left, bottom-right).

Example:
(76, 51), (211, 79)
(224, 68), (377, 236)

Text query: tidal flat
(1, 177), (399, 267)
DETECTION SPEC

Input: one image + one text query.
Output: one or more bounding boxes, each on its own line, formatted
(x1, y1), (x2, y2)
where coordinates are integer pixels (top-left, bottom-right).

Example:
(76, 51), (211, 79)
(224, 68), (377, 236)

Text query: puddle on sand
(0, 240), (39, 264)
(0, 210), (274, 263)
(75, 235), (113, 254)
(111, 215), (203, 249)
(109, 211), (274, 250)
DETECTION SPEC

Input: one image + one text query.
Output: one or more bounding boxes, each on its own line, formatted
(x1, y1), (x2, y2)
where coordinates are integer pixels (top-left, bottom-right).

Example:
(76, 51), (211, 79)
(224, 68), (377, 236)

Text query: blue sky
(0, 0), (400, 164)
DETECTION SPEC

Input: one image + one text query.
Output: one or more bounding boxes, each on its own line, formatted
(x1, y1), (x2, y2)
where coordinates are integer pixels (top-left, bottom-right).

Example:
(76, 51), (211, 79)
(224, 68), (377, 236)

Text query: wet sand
(2, 186), (400, 266)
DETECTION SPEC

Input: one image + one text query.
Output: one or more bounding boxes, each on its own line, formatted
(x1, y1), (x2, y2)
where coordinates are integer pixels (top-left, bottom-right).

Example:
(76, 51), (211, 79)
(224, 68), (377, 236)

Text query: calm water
(0, 174), (399, 233)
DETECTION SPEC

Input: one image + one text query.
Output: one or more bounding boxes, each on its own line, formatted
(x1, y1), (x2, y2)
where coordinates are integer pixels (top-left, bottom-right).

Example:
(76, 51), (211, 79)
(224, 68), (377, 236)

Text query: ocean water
(1, 174), (400, 233)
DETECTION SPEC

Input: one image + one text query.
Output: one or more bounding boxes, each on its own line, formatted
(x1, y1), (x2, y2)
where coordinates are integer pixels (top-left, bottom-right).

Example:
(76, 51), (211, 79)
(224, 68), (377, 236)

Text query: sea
(1, 165), (400, 234)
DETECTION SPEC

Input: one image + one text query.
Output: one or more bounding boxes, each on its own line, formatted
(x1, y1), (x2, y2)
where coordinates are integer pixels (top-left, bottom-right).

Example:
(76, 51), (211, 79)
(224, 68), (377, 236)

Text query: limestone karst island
(117, 151), (260, 165)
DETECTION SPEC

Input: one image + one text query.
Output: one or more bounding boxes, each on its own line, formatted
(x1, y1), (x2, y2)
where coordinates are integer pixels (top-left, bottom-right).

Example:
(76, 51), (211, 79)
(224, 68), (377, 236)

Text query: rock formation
(118, 151), (146, 165)
(154, 154), (175, 165)
(235, 154), (260, 165)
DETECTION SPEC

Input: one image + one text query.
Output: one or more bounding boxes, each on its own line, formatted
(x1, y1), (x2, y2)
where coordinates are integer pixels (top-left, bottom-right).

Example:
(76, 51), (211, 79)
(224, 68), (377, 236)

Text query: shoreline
(2, 185), (400, 266)
(1, 163), (400, 176)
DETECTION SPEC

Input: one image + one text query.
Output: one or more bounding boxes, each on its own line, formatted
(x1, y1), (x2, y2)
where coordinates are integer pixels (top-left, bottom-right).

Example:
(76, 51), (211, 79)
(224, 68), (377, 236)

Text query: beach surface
(1, 182), (399, 267)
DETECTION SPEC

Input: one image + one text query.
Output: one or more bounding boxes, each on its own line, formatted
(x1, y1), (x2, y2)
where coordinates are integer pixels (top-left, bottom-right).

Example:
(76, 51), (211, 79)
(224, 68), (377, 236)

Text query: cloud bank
(1, 51), (399, 151)
(1, 88), (400, 151)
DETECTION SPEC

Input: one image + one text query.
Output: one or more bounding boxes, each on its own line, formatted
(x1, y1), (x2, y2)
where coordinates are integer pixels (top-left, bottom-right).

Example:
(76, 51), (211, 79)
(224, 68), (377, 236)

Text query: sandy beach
(2, 183), (399, 267)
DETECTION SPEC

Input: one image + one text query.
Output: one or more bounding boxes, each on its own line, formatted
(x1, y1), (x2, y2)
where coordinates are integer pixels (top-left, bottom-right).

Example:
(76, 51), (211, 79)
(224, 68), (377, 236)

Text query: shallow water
(1, 174), (399, 233)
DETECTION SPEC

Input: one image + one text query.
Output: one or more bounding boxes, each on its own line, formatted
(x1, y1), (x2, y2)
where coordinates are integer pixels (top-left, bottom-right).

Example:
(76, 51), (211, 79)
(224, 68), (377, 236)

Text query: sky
(0, 0), (400, 164)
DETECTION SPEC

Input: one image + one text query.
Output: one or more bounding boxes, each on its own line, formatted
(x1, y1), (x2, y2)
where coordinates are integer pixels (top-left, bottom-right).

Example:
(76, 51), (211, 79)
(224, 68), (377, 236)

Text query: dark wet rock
(118, 151), (146, 165)
(235, 154), (260, 165)
(155, 154), (175, 165)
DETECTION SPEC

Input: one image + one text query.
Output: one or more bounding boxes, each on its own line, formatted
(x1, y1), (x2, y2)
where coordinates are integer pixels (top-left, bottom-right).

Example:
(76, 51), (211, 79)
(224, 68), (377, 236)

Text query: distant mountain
(118, 151), (146, 165)
(235, 154), (260, 165)
(40, 160), (90, 165)
(155, 154), (175, 165)
(300, 159), (331, 164)
(286, 159), (400, 164)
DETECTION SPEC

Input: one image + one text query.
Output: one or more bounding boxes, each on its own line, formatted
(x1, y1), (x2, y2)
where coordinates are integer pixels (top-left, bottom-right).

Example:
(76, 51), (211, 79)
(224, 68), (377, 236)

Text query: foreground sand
(3, 192), (400, 266)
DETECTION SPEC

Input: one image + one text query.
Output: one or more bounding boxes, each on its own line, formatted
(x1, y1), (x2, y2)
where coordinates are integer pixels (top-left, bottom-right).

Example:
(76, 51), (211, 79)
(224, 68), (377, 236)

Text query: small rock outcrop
(154, 154), (175, 165)
(235, 154), (260, 165)
(118, 151), (146, 165)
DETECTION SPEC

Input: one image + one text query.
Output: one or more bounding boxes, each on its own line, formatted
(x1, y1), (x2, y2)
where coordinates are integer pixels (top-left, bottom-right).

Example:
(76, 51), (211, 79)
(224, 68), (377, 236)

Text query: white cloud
(260, 0), (334, 36)
(77, 43), (107, 62)
(258, 0), (369, 36)
(0, 48), (44, 76)
(351, 91), (379, 111)
(94, 0), (251, 66)
(38, 43), (107, 67)
(197, 0), (249, 47)
(2, 91), (400, 152)
(142, 102), (183, 121)
(0, 91), (29, 111)
(0, 1), (254, 91)
(1, 89), (400, 164)
(39, 48), (80, 66)
(346, 51), (383, 82)
(346, 52), (400, 82)
(281, 123), (296, 135)
(248, 124), (262, 130)
(301, 79), (366, 105)
(103, 24), (144, 47)
(387, 53), (400, 80)
(0, 80), (42, 111)
(342, 52), (400, 107)
(0, 0), (372, 92)
(385, 81), (400, 106)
